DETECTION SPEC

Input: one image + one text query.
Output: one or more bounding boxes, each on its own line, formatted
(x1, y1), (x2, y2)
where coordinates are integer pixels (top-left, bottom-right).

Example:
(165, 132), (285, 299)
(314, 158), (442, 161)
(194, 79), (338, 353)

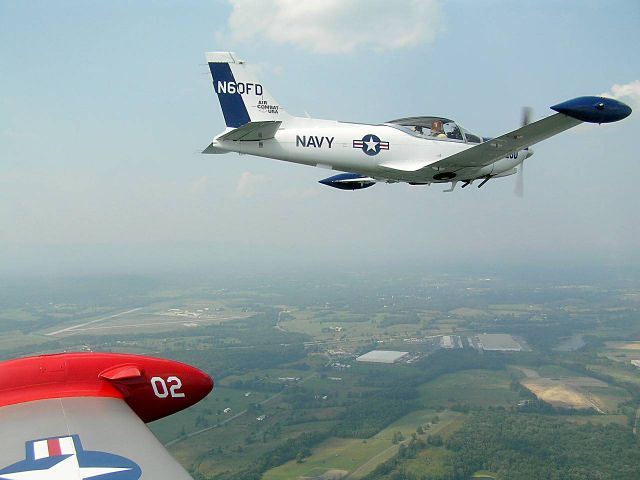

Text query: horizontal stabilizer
(202, 143), (227, 154)
(218, 121), (282, 141)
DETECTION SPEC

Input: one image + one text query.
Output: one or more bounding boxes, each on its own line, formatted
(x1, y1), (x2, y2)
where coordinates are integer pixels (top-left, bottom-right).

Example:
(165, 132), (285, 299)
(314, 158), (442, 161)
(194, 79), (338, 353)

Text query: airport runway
(46, 307), (143, 336)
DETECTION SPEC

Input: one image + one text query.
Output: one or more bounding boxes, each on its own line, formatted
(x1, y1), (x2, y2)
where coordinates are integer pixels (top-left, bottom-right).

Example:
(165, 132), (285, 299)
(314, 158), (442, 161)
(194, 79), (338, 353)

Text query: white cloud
(600, 80), (640, 109)
(235, 171), (268, 197)
(227, 0), (441, 54)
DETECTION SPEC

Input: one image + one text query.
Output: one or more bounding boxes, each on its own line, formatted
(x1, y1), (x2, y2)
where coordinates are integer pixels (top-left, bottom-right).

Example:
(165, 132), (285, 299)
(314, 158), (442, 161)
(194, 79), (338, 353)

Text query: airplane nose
(525, 148), (534, 159)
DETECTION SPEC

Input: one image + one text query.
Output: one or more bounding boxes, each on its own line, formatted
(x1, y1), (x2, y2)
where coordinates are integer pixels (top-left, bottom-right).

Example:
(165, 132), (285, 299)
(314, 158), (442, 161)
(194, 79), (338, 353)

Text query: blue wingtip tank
(551, 96), (632, 124)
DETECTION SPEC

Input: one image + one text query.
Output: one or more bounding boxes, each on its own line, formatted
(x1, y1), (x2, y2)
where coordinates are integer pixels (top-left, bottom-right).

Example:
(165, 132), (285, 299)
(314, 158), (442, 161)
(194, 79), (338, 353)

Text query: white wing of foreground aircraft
(0, 352), (213, 480)
(203, 52), (632, 191)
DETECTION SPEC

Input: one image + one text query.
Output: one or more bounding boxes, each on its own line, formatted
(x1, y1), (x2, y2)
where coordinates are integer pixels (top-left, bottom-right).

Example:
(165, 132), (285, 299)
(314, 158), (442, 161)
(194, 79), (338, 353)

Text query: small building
(356, 350), (410, 364)
(223, 407), (231, 414)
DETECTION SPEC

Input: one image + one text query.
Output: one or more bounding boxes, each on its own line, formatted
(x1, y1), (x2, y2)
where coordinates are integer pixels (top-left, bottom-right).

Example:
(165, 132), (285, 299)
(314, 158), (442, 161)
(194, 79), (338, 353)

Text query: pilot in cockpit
(430, 120), (447, 139)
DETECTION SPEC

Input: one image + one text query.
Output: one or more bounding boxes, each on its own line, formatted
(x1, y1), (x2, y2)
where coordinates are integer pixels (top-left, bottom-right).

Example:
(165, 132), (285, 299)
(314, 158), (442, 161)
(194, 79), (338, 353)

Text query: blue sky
(1, 0), (639, 275)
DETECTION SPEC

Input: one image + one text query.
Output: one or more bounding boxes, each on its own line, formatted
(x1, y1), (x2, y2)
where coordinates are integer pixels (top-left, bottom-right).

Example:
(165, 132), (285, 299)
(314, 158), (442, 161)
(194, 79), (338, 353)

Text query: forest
(364, 411), (640, 480)
(446, 411), (640, 479)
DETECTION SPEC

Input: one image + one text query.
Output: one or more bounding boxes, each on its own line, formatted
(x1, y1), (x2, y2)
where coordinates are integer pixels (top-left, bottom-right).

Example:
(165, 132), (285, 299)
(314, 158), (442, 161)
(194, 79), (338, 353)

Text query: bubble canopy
(386, 116), (483, 144)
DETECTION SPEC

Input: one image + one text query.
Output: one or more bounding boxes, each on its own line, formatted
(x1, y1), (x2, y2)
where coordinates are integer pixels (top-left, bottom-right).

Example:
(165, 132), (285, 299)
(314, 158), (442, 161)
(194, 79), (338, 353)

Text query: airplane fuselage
(203, 52), (631, 191)
(211, 117), (527, 185)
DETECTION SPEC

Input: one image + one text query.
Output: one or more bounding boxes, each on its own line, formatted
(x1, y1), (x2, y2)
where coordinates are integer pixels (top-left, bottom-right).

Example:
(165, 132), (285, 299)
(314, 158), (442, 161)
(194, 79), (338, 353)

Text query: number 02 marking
(151, 376), (185, 398)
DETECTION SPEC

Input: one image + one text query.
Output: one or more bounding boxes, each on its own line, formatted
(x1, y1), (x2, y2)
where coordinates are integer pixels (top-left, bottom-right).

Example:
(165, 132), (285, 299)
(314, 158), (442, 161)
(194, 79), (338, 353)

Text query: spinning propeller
(515, 106), (532, 198)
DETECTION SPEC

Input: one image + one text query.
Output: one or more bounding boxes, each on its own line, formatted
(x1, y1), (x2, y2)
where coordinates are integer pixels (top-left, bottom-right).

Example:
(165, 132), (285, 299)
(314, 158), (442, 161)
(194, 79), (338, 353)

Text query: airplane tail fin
(206, 52), (290, 128)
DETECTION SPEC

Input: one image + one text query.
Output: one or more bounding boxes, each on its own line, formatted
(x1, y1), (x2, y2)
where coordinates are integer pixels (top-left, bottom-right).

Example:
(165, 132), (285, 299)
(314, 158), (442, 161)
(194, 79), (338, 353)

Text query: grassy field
(263, 410), (462, 480)
(0, 331), (50, 355)
(420, 369), (521, 408)
(0, 308), (39, 323)
(601, 342), (640, 364)
(589, 364), (640, 386)
(193, 419), (336, 478)
(487, 303), (543, 314)
(151, 386), (267, 444)
(280, 307), (431, 348)
(280, 308), (363, 338)
(374, 414), (466, 480)
(536, 364), (578, 378)
(581, 385), (631, 411)
(392, 448), (455, 479)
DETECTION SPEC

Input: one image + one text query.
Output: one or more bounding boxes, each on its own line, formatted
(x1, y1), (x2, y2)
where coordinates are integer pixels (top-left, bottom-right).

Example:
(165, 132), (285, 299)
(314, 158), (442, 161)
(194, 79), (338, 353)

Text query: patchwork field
(602, 341), (640, 367)
(151, 386), (265, 444)
(589, 364), (640, 386)
(420, 369), (521, 408)
(0, 331), (49, 355)
(0, 308), (40, 323)
(263, 410), (462, 480)
(524, 381), (602, 410)
(608, 341), (640, 350)
(515, 366), (630, 413)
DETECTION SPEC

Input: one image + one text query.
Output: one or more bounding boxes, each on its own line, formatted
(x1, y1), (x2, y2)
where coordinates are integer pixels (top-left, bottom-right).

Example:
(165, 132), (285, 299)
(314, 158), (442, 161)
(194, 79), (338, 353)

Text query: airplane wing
(411, 96), (631, 174)
(427, 113), (581, 171)
(0, 353), (214, 480)
(0, 398), (195, 480)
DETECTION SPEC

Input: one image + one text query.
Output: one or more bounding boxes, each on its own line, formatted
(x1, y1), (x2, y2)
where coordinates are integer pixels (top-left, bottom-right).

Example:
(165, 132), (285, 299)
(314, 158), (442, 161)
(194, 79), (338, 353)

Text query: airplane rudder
(206, 51), (288, 128)
(207, 52), (251, 128)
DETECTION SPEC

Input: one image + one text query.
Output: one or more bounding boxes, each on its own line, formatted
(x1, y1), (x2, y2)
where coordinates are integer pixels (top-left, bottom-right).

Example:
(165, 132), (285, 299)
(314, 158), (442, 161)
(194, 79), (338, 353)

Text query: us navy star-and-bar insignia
(353, 134), (390, 156)
(0, 434), (142, 480)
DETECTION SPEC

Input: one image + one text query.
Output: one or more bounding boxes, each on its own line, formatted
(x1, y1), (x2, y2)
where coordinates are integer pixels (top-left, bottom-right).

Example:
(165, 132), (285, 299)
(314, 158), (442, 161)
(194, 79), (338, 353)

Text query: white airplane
(203, 52), (632, 192)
